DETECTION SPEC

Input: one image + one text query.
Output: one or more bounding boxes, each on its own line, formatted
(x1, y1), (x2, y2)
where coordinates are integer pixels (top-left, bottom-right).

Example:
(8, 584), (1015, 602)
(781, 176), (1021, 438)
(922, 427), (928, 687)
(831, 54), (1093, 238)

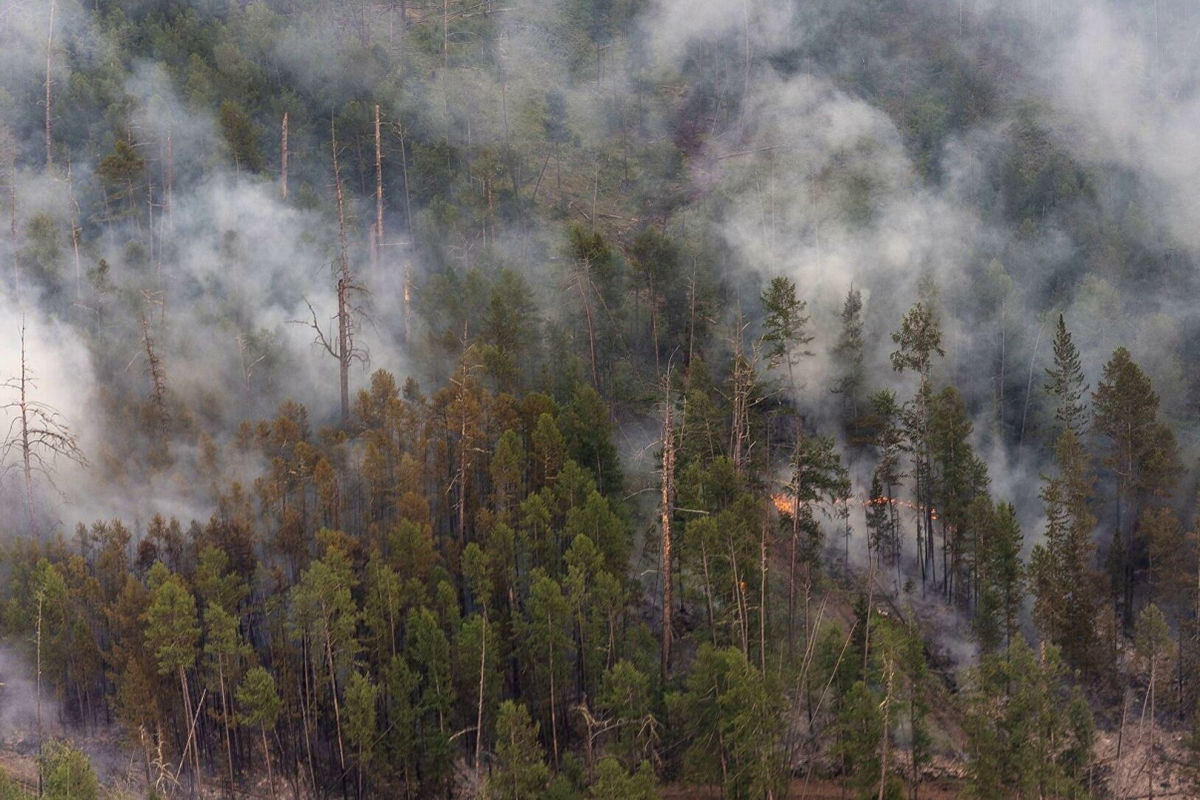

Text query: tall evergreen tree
(1044, 314), (1089, 441)
(1029, 430), (1102, 676)
(760, 275), (813, 395)
(1092, 347), (1182, 627)
(832, 287), (867, 434)
(891, 299), (944, 589)
(972, 500), (1024, 653)
(929, 385), (989, 603)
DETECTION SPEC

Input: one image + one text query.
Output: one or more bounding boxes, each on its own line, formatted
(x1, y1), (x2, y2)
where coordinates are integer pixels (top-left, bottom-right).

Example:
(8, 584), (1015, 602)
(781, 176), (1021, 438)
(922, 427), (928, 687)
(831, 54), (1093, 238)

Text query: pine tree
(1092, 347), (1181, 627)
(891, 300), (944, 589)
(963, 639), (1094, 800)
(666, 644), (784, 800)
(972, 500), (1024, 653)
(760, 275), (813, 395)
(344, 670), (378, 799)
(832, 287), (867, 433)
(490, 701), (550, 800)
(1044, 314), (1088, 441)
(929, 385), (989, 603)
(1029, 430), (1101, 675)
(143, 564), (201, 785)
(237, 666), (282, 799)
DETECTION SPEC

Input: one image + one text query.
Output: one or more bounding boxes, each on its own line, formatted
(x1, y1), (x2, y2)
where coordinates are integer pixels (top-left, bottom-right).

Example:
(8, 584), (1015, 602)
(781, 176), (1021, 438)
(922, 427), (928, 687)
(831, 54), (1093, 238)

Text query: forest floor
(1094, 723), (1199, 800)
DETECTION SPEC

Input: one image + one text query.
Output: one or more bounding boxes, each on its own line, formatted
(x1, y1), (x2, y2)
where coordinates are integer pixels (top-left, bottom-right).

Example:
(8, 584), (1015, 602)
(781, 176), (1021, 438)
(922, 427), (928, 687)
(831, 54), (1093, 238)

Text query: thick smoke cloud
(0, 0), (1196, 603)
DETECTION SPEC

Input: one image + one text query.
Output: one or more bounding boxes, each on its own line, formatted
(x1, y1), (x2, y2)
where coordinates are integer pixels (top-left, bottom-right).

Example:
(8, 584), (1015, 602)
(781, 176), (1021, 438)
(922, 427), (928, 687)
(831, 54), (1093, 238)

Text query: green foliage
(344, 670), (379, 765)
(0, 770), (27, 800)
(588, 758), (658, 800)
(236, 666), (282, 729)
(218, 100), (264, 172)
(1029, 430), (1101, 675)
(971, 499), (1024, 653)
(962, 639), (1093, 800)
(890, 302), (944, 378)
(144, 568), (199, 676)
(832, 287), (867, 431)
(1044, 314), (1089, 441)
(39, 740), (98, 800)
(760, 275), (813, 381)
(491, 701), (551, 800)
(667, 645), (783, 800)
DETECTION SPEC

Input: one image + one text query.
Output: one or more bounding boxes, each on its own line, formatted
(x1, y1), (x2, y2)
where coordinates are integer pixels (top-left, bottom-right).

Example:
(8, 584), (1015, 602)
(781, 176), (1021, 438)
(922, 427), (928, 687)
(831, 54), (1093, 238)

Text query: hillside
(2, 0), (1200, 798)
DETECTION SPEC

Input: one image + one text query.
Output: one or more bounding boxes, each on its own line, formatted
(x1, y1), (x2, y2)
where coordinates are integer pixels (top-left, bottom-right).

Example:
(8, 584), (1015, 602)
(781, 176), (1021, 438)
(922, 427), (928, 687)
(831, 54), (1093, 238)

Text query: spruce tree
(1092, 347), (1181, 626)
(1029, 430), (1101, 675)
(1044, 314), (1088, 441)
(832, 287), (867, 433)
(760, 275), (813, 394)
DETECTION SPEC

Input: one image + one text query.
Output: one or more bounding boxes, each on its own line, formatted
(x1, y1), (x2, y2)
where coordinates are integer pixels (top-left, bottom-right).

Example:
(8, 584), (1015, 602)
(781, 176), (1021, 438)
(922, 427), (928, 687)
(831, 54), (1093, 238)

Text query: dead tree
(45, 0), (56, 167)
(659, 371), (676, 681)
(140, 308), (167, 418)
(298, 120), (367, 425)
(3, 321), (87, 528)
(373, 104), (384, 274)
(281, 112), (289, 199)
(4, 127), (17, 297)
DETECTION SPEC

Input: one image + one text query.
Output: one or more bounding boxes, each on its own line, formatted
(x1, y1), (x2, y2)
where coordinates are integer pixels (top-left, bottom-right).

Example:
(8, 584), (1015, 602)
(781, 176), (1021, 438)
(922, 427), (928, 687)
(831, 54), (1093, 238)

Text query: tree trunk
(179, 665), (201, 794)
(323, 617), (347, 773)
(474, 615), (486, 772)
(548, 609), (560, 768)
(261, 725), (276, 800)
(660, 378), (675, 681)
(374, 104), (384, 275)
(45, 0), (55, 167)
(281, 112), (289, 199)
(218, 656), (235, 796)
(332, 122), (352, 424)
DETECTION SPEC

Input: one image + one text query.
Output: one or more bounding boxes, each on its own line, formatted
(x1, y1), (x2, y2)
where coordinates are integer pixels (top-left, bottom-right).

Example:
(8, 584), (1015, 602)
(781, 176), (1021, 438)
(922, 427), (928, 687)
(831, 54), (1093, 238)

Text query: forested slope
(1, 0), (1200, 797)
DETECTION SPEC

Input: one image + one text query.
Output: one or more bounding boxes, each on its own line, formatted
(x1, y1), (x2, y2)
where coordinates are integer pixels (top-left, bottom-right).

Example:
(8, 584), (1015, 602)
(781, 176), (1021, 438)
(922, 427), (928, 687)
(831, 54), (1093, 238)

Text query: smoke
(0, 0), (1195, 686)
(0, 644), (60, 747)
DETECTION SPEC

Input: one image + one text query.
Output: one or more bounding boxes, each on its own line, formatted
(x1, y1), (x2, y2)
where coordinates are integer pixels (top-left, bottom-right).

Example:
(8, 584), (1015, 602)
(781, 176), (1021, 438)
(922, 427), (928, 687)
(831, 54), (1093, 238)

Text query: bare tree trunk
(179, 666), (202, 793)
(701, 538), (716, 645)
(323, 619), (347, 773)
(45, 0), (55, 167)
(575, 270), (599, 389)
(474, 614), (486, 772)
(299, 642), (317, 794)
(36, 591), (43, 799)
(374, 104), (384, 272)
(660, 376), (676, 681)
(281, 112), (289, 199)
(165, 120), (174, 233)
(548, 610), (560, 768)
(759, 512), (767, 672)
(218, 656), (235, 797)
(17, 327), (34, 528)
(396, 122), (414, 344)
(332, 121), (351, 424)
(9, 141), (18, 298)
(878, 651), (894, 800)
(141, 311), (168, 425)
(261, 725), (276, 800)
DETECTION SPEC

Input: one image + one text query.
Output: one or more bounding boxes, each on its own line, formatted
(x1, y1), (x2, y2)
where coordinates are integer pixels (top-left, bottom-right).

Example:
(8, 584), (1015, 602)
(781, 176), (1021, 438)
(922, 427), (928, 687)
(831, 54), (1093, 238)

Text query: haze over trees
(2, 0), (1200, 797)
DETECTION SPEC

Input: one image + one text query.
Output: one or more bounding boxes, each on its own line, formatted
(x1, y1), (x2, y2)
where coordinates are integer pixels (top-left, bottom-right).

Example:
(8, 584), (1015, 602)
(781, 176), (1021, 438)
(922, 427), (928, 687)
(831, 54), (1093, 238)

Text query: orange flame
(770, 493), (938, 521)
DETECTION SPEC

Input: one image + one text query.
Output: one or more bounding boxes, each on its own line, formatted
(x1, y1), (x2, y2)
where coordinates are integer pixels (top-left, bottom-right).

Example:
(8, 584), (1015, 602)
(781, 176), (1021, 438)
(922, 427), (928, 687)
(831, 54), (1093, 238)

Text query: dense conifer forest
(2, 0), (1200, 797)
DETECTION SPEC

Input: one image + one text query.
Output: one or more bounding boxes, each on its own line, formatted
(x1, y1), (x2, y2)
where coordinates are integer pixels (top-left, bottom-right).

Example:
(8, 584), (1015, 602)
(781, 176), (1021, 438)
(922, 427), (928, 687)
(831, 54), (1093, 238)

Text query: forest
(1, 0), (1200, 797)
